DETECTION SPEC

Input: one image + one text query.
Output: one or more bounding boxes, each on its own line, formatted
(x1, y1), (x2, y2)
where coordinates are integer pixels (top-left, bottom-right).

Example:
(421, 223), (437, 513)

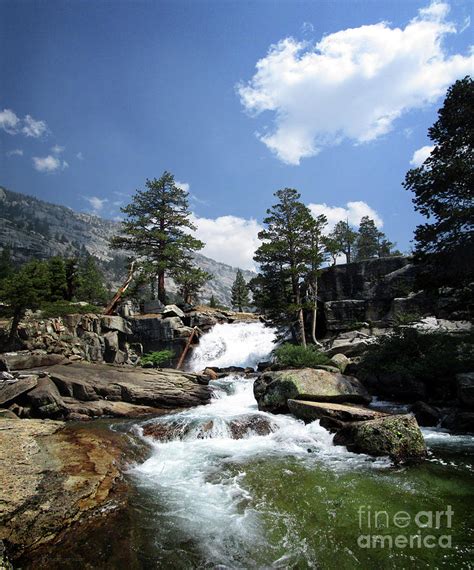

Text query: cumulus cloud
(0, 108), (49, 138)
(22, 114), (48, 138)
(76, 152), (84, 160)
(6, 149), (23, 157)
(0, 109), (20, 134)
(190, 214), (262, 271)
(238, 1), (473, 164)
(85, 196), (108, 213)
(32, 155), (68, 173)
(308, 200), (383, 230)
(51, 144), (65, 154)
(410, 144), (435, 166)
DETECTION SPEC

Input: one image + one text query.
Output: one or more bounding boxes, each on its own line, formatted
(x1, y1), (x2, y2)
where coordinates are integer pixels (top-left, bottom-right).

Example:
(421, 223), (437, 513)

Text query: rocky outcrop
(457, 372), (474, 409)
(333, 414), (427, 464)
(254, 368), (371, 413)
(287, 399), (386, 429)
(0, 362), (211, 420)
(317, 257), (471, 333)
(0, 419), (128, 562)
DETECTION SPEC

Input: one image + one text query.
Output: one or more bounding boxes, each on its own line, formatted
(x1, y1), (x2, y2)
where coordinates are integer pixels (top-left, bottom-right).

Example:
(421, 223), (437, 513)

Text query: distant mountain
(0, 187), (256, 305)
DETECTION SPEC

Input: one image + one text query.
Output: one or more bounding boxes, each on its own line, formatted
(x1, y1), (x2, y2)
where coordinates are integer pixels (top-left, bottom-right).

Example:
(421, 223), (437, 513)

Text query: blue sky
(1, 0), (472, 269)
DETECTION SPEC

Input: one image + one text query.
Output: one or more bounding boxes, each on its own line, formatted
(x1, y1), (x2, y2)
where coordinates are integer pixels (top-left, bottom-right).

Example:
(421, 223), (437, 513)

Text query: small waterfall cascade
(130, 321), (391, 567)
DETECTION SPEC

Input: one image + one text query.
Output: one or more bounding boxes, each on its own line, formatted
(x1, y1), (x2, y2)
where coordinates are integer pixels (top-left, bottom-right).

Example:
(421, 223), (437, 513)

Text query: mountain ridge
(0, 186), (256, 305)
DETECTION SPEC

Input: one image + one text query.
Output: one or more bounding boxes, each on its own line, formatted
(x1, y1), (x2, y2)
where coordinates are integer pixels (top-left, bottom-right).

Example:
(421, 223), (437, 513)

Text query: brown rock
(288, 399), (386, 426)
(0, 375), (38, 406)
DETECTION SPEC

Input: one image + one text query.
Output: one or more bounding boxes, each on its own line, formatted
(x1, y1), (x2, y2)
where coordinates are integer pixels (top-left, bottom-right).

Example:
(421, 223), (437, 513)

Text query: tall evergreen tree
(209, 294), (217, 308)
(355, 216), (381, 260)
(173, 265), (212, 305)
(48, 257), (68, 301)
(76, 254), (108, 305)
(0, 247), (14, 281)
(111, 171), (204, 303)
(253, 188), (326, 345)
(231, 269), (250, 312)
(329, 220), (358, 263)
(403, 76), (474, 287)
(1, 260), (51, 345)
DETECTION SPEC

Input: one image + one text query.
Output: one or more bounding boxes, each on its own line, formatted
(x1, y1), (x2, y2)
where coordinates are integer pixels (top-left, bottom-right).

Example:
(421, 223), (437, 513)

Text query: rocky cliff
(0, 187), (256, 305)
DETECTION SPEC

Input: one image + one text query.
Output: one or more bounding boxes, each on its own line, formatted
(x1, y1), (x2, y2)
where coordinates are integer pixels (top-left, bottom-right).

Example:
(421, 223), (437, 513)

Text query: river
(123, 322), (474, 569)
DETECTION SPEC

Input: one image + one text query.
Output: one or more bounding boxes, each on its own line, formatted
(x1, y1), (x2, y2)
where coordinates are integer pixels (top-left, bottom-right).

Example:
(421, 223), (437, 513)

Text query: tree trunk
(8, 309), (23, 347)
(310, 278), (322, 347)
(292, 276), (306, 347)
(158, 270), (166, 304)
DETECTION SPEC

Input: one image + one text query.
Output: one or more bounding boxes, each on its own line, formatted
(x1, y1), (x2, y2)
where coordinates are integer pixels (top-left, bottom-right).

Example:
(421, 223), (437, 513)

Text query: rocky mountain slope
(0, 187), (256, 305)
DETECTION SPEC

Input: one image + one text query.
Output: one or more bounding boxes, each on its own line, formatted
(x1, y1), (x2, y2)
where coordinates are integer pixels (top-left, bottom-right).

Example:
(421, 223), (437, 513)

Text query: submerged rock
(254, 368), (371, 413)
(333, 414), (427, 464)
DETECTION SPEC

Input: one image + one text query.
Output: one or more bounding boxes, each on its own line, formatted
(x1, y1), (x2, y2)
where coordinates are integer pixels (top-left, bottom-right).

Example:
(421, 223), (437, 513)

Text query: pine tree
(76, 254), (108, 305)
(111, 171), (204, 303)
(0, 246), (14, 281)
(48, 257), (68, 301)
(403, 76), (474, 287)
(64, 258), (81, 301)
(253, 188), (326, 345)
(1, 260), (51, 345)
(209, 295), (217, 308)
(231, 269), (250, 312)
(328, 220), (358, 263)
(173, 265), (212, 305)
(355, 216), (380, 260)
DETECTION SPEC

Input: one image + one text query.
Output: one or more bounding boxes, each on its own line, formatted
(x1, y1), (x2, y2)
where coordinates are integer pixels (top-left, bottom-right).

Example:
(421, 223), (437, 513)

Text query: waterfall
(187, 321), (277, 370)
(130, 322), (389, 567)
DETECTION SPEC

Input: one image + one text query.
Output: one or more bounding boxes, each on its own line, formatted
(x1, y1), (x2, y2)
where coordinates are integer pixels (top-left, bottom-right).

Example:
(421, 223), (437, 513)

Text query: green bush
(140, 350), (175, 368)
(358, 327), (474, 385)
(39, 300), (102, 318)
(273, 343), (331, 368)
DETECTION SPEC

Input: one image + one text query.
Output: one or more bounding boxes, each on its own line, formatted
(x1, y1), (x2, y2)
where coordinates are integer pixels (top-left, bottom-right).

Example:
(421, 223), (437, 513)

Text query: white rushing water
(131, 322), (389, 566)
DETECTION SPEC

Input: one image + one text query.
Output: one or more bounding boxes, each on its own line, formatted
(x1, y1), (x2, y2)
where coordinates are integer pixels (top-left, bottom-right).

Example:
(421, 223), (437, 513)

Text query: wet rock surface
(0, 419), (129, 563)
(254, 368), (371, 413)
(333, 413), (427, 464)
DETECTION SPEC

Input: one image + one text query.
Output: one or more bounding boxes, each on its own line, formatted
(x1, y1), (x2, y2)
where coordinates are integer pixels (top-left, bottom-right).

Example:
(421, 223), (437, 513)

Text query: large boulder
(253, 368), (371, 413)
(0, 375), (38, 406)
(288, 399), (386, 429)
(100, 315), (132, 335)
(162, 305), (185, 319)
(333, 414), (427, 464)
(25, 377), (65, 418)
(3, 351), (66, 371)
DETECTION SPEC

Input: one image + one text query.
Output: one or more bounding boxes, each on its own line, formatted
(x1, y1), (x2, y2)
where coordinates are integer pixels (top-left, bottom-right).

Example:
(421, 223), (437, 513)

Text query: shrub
(358, 327), (474, 386)
(273, 343), (331, 368)
(140, 350), (175, 368)
(40, 300), (102, 318)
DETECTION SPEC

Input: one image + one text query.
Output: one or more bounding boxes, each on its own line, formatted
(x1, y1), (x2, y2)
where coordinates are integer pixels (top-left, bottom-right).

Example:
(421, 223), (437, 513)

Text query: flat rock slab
(3, 352), (66, 371)
(0, 419), (126, 560)
(0, 375), (38, 405)
(47, 362), (212, 410)
(254, 368), (371, 413)
(288, 399), (387, 425)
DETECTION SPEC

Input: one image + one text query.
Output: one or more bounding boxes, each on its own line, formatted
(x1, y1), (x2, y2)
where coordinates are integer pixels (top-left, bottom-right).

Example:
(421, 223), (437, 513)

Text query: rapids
(128, 322), (474, 569)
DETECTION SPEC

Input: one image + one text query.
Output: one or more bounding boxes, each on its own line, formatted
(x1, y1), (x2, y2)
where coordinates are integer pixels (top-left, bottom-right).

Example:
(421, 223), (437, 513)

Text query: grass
(140, 350), (175, 368)
(273, 343), (331, 368)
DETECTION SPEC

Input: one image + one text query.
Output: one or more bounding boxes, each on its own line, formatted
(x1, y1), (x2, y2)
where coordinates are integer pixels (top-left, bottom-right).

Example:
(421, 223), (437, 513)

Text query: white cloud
(85, 196), (108, 213)
(76, 152), (84, 160)
(6, 149), (23, 157)
(32, 155), (68, 173)
(22, 114), (48, 138)
(238, 1), (473, 164)
(190, 214), (262, 271)
(175, 180), (190, 192)
(0, 109), (20, 134)
(308, 200), (383, 230)
(410, 144), (435, 166)
(51, 144), (65, 154)
(0, 108), (49, 138)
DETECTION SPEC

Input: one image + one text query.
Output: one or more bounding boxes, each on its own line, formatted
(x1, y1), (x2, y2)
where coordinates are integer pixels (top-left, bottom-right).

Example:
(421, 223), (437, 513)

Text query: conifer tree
(327, 220), (358, 263)
(48, 257), (68, 301)
(354, 216), (380, 260)
(403, 76), (474, 287)
(76, 254), (108, 305)
(253, 188), (326, 345)
(209, 294), (217, 308)
(111, 171), (204, 303)
(173, 265), (212, 305)
(231, 269), (250, 312)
